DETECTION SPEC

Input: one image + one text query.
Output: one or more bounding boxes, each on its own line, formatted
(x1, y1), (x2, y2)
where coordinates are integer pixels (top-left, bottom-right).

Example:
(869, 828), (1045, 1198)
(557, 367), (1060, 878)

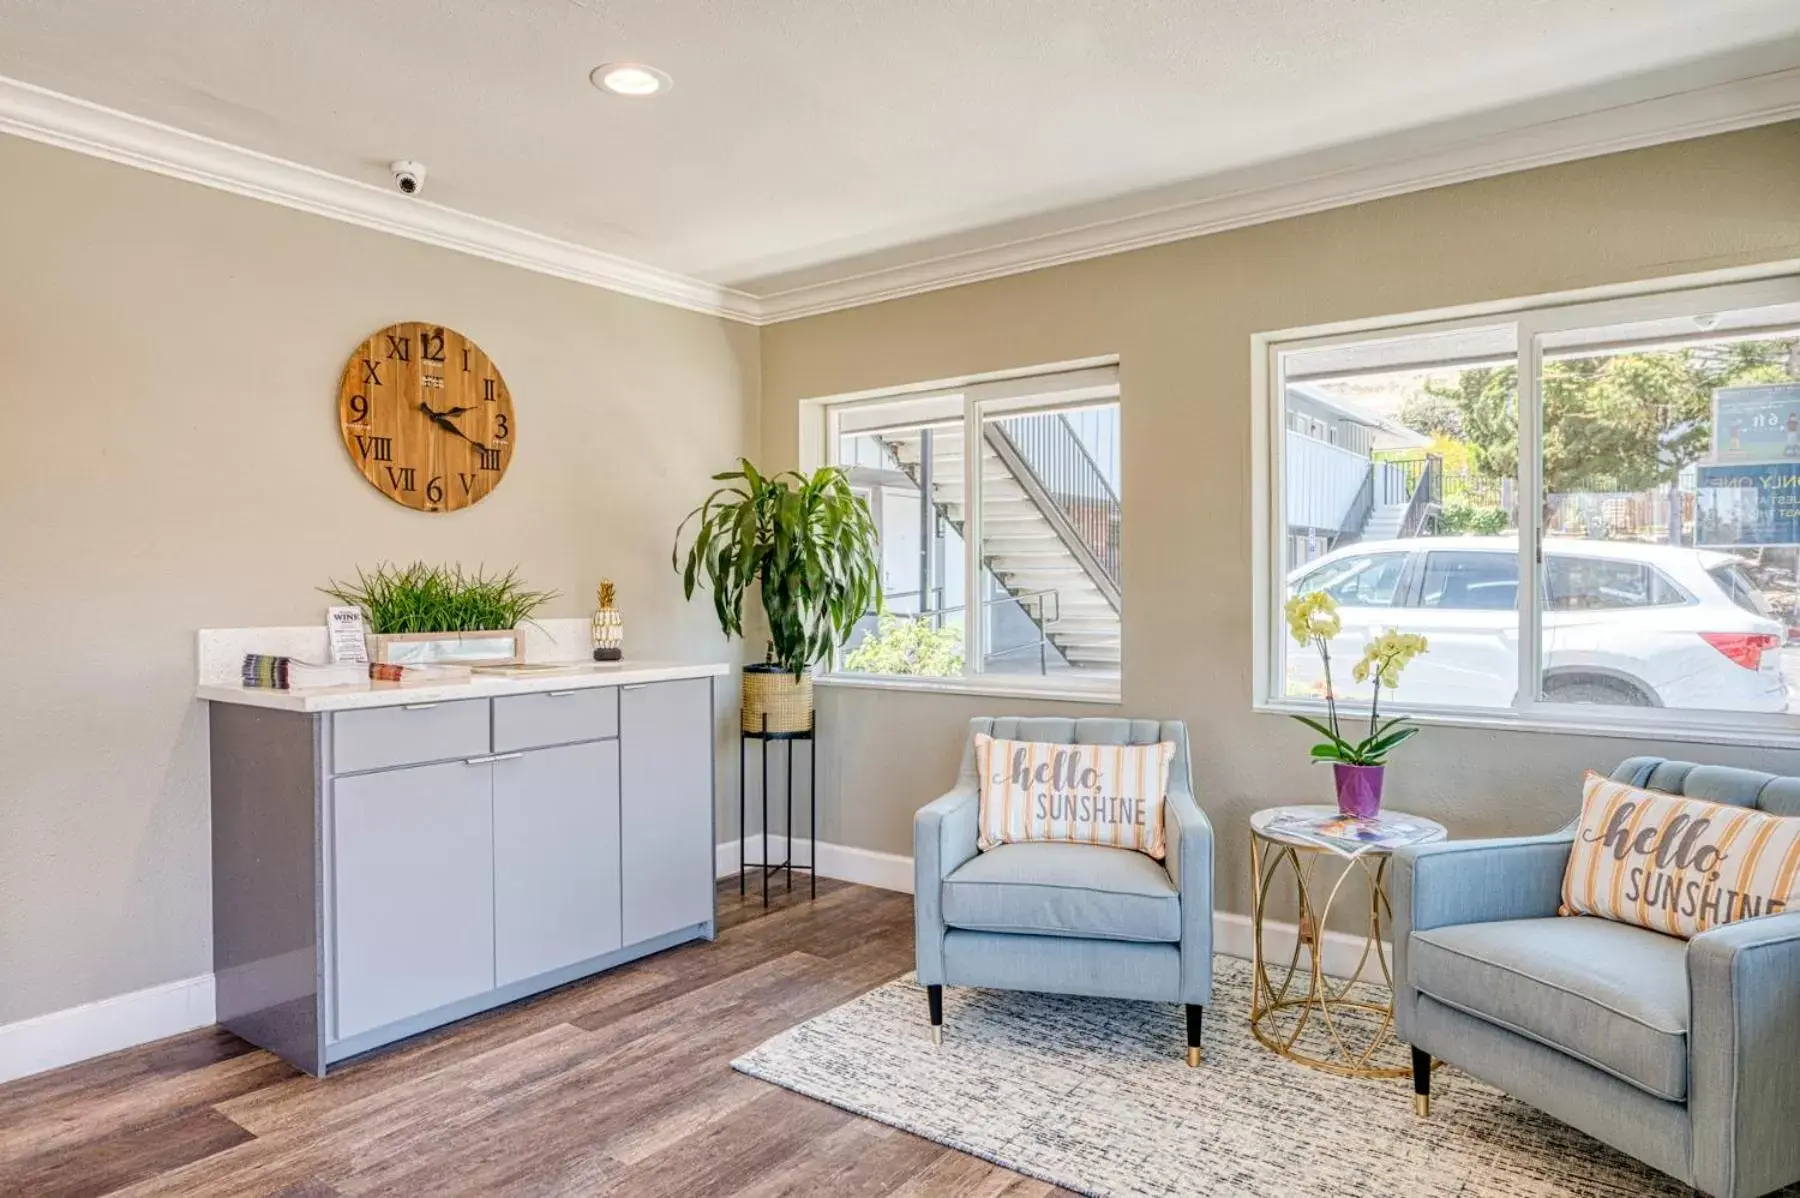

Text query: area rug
(733, 956), (1749, 1198)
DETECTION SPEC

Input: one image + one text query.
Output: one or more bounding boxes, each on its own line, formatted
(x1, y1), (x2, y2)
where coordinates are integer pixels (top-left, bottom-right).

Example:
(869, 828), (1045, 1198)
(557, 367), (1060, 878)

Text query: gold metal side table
(1248, 805), (1447, 1080)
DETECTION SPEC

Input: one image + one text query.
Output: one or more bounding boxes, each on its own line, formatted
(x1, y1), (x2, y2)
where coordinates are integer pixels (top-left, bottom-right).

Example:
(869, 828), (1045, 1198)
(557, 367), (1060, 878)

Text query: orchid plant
(1285, 590), (1430, 767)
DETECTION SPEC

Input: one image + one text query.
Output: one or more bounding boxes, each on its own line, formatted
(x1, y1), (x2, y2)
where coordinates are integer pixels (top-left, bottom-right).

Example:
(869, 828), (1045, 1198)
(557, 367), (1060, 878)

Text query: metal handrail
(989, 412), (1121, 590)
(1398, 454), (1443, 537)
(1340, 466), (1376, 547)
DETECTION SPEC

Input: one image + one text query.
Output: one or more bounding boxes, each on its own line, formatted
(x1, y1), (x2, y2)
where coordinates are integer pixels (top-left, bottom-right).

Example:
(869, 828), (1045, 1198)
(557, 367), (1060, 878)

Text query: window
(1259, 272), (1800, 742)
(1709, 561), (1774, 618)
(1292, 552), (1407, 608)
(1544, 557), (1686, 611)
(813, 362), (1122, 697)
(1419, 552), (1517, 610)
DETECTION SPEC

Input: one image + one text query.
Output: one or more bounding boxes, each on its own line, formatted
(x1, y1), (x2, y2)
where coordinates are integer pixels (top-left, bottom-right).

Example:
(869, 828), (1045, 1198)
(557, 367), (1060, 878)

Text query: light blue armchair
(914, 717), (1213, 1065)
(1394, 757), (1800, 1198)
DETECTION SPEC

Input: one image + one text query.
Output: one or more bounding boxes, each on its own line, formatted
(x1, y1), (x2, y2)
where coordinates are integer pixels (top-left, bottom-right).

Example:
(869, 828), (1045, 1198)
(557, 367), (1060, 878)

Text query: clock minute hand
(419, 402), (480, 445)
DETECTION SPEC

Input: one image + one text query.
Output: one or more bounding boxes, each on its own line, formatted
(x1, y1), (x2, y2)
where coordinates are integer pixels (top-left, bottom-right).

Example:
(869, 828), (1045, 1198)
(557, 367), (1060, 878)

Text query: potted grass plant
(1285, 590), (1429, 817)
(673, 459), (881, 733)
(322, 562), (557, 665)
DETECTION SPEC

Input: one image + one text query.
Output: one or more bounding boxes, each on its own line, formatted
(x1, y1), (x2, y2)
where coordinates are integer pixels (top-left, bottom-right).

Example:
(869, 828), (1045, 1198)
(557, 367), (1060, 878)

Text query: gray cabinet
(493, 688), (618, 753)
(332, 758), (497, 1039)
(209, 672), (716, 1076)
(493, 740), (622, 985)
(620, 679), (715, 944)
(333, 699), (489, 773)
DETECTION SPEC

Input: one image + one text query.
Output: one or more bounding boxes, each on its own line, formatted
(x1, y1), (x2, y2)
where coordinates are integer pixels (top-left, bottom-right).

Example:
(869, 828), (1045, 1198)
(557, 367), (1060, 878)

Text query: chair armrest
(1164, 786), (1214, 1004)
(1391, 831), (1572, 1042)
(913, 785), (980, 986)
(915, 785), (980, 881)
(1688, 911), (1800, 1198)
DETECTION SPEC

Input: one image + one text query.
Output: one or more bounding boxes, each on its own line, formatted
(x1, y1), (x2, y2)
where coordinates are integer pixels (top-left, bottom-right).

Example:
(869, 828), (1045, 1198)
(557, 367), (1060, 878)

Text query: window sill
(1255, 698), (1800, 751)
(818, 672), (1122, 705)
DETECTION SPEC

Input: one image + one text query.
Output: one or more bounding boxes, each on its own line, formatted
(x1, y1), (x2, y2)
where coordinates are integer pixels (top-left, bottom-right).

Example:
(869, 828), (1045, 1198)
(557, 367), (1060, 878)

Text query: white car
(1286, 536), (1788, 713)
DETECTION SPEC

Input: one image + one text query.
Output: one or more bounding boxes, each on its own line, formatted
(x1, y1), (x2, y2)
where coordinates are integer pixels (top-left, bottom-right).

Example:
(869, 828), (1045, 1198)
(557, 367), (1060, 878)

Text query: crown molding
(751, 65), (1800, 323)
(0, 74), (763, 323)
(4, 65), (1798, 329)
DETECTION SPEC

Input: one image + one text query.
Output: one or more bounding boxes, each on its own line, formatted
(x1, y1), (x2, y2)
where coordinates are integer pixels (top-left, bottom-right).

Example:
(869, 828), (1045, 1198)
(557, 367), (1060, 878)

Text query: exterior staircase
(1360, 502), (1410, 541)
(881, 418), (1121, 671)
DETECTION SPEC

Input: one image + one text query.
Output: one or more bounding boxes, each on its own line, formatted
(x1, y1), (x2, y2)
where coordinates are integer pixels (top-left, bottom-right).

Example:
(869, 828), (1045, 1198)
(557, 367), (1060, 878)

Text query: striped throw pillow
(974, 734), (1175, 860)
(1561, 770), (1800, 939)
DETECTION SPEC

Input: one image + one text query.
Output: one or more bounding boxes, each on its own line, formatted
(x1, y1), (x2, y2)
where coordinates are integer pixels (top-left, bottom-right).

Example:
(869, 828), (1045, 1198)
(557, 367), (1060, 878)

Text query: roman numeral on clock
(477, 445), (502, 471)
(384, 465), (416, 492)
(458, 472), (480, 495)
(483, 378), (496, 401)
(361, 359), (382, 386)
(385, 334), (410, 362)
(354, 434), (393, 462)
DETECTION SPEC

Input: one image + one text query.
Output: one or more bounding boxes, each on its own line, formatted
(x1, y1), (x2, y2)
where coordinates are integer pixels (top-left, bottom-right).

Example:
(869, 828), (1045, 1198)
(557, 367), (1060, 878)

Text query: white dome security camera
(389, 160), (427, 196)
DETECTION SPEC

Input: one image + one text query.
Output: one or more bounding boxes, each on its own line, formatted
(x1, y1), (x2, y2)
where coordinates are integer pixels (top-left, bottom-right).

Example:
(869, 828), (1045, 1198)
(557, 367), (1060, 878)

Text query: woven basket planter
(741, 664), (814, 734)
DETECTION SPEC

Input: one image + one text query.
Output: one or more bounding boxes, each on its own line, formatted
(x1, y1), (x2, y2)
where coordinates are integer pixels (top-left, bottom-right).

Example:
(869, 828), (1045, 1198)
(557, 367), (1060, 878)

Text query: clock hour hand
(418, 402), (482, 445)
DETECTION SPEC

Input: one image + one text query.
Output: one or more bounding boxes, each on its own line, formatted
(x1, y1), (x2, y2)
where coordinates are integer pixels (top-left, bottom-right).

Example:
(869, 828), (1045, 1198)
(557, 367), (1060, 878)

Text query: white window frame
(801, 357), (1123, 703)
(1252, 261), (1800, 749)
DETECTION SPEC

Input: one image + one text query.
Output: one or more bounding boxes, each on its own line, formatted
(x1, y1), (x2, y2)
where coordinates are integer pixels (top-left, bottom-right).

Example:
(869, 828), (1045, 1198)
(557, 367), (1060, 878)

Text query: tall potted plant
(673, 459), (882, 733)
(1285, 591), (1429, 817)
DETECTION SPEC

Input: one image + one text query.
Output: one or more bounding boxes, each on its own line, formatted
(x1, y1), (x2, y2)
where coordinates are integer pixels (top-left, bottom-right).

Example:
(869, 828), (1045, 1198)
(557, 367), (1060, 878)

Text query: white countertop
(198, 660), (731, 713)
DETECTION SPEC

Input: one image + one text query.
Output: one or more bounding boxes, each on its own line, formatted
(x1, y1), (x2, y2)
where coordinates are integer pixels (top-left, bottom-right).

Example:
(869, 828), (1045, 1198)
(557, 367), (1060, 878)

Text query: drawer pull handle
(622, 683), (651, 691)
(464, 752), (524, 766)
(547, 690), (580, 698)
(403, 702), (440, 711)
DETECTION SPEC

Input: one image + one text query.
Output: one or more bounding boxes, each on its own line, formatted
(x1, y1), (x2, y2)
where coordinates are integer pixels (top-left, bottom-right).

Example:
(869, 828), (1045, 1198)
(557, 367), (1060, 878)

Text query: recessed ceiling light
(591, 62), (671, 97)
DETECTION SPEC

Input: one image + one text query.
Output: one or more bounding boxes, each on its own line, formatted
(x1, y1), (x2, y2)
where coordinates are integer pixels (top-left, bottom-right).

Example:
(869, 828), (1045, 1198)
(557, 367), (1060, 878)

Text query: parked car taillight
(1699, 632), (1782, 670)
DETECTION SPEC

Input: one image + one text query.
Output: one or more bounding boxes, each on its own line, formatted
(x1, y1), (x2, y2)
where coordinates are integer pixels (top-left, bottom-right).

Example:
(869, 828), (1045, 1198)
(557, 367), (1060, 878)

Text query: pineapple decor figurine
(591, 579), (624, 662)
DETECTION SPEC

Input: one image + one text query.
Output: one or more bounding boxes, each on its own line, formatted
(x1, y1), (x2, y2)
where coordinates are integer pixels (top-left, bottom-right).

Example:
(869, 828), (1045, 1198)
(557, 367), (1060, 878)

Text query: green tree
(1397, 388), (1464, 439)
(842, 613), (964, 677)
(1421, 340), (1794, 493)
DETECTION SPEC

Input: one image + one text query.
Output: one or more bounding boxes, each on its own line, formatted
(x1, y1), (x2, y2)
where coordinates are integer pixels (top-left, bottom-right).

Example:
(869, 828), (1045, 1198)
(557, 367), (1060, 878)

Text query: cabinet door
(619, 679), (715, 944)
(493, 741), (622, 986)
(332, 759), (495, 1039)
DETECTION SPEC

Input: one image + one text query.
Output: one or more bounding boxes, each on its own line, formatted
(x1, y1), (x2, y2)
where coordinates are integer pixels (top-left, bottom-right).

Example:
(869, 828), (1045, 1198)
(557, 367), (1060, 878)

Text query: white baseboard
(0, 973), (215, 1084)
(1213, 911), (1389, 983)
(0, 853), (1374, 1086)
(717, 836), (915, 894)
(718, 841), (1386, 980)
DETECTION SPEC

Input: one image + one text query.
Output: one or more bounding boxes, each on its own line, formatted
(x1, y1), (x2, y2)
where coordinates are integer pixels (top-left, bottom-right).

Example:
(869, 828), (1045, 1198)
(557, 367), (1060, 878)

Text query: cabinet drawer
(331, 700), (490, 774)
(493, 687), (617, 752)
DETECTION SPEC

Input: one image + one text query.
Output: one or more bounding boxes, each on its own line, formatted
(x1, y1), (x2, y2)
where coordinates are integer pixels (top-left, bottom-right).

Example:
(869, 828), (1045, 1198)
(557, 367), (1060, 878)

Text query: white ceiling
(2, 0), (1798, 317)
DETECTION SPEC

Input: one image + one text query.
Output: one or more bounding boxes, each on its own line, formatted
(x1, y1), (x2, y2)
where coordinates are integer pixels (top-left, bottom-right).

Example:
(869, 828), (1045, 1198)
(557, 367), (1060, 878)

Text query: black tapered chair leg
(1186, 1004), (1204, 1067)
(927, 984), (943, 1046)
(1412, 1046), (1431, 1117)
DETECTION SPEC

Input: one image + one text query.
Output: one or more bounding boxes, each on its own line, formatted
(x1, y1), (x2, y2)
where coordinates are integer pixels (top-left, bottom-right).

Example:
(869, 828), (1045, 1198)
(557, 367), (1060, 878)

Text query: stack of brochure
(241, 654), (368, 690)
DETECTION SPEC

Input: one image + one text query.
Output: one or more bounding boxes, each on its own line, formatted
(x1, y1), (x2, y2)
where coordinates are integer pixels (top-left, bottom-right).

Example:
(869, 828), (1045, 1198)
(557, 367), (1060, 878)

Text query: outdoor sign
(1712, 383), (1800, 463)
(1696, 462), (1800, 546)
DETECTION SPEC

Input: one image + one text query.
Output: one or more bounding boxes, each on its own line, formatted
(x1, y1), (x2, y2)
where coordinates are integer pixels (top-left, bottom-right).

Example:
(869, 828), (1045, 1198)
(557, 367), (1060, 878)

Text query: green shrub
(321, 562), (557, 633)
(842, 614), (964, 677)
(1436, 502), (1508, 536)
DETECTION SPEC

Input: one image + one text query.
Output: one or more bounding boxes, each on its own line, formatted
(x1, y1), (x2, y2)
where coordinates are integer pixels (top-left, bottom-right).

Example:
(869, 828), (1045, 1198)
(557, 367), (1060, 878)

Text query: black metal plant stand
(739, 712), (817, 906)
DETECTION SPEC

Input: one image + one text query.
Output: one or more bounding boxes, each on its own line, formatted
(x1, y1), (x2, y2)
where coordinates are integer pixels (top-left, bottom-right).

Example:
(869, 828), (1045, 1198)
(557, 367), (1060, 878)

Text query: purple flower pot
(1334, 763), (1385, 819)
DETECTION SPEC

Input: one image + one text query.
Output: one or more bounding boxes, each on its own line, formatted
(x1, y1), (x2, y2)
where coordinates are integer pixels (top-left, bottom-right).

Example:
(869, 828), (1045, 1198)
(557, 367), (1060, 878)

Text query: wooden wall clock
(336, 322), (514, 512)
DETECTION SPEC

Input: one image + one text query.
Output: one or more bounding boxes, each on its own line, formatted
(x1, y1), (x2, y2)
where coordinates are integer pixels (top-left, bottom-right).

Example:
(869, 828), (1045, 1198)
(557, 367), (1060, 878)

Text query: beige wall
(5, 119), (1799, 1029)
(761, 123), (1800, 915)
(0, 135), (759, 1024)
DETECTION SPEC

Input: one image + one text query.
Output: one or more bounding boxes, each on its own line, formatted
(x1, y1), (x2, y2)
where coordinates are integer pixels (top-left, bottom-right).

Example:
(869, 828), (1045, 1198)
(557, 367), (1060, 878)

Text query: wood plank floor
(0, 879), (1073, 1197)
